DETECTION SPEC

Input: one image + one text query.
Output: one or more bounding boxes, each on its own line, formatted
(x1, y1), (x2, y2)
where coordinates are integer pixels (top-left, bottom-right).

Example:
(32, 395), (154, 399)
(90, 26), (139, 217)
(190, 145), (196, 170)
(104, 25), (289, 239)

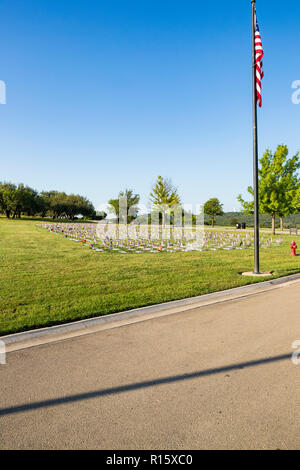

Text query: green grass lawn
(1, 218), (300, 336)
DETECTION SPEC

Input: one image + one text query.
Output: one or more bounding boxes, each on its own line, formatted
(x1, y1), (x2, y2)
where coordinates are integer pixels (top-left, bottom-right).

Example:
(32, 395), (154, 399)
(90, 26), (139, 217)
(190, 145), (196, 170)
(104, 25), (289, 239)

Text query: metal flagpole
(251, 0), (260, 274)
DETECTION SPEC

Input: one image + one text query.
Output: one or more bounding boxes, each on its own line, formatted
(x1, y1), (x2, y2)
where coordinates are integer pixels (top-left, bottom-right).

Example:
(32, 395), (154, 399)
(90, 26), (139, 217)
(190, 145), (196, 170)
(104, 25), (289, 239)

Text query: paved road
(1, 282), (300, 450)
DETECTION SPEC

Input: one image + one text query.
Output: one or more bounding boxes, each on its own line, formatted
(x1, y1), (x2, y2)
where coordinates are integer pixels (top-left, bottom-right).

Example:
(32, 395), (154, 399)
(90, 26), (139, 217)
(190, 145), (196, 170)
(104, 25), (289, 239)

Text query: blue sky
(1, 0), (299, 212)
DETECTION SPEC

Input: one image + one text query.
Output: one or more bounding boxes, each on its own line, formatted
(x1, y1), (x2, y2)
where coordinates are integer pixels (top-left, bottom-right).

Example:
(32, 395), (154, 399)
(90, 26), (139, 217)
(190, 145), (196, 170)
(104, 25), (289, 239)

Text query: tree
(108, 189), (140, 223)
(0, 182), (17, 218)
(48, 192), (68, 219)
(150, 176), (181, 227)
(18, 185), (44, 217)
(238, 145), (300, 234)
(94, 211), (107, 221)
(39, 191), (95, 220)
(230, 217), (240, 227)
(0, 183), (41, 218)
(2, 188), (23, 218)
(0, 183), (95, 220)
(204, 198), (224, 227)
(40, 191), (59, 217)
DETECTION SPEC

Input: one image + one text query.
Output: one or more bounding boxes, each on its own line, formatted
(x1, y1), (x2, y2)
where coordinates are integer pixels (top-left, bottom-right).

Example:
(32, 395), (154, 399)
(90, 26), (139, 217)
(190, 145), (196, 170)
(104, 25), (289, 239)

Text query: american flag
(255, 13), (264, 107)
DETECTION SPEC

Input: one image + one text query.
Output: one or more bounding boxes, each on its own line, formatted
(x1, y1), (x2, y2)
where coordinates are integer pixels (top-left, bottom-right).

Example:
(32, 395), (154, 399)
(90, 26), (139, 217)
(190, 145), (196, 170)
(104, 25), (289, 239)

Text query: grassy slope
(1, 218), (300, 336)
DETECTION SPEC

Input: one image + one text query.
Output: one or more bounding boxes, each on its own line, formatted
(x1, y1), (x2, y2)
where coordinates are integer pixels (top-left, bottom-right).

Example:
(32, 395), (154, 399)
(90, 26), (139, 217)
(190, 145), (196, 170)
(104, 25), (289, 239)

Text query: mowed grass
(1, 218), (300, 336)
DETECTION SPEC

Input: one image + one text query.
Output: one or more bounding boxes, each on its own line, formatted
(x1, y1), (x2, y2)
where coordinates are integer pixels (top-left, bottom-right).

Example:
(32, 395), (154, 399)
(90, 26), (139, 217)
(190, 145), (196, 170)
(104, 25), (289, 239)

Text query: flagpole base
(241, 271), (272, 277)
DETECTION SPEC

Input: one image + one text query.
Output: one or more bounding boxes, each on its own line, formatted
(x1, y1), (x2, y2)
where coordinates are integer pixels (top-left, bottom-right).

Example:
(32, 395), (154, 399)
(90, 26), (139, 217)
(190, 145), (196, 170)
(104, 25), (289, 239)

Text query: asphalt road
(1, 282), (300, 450)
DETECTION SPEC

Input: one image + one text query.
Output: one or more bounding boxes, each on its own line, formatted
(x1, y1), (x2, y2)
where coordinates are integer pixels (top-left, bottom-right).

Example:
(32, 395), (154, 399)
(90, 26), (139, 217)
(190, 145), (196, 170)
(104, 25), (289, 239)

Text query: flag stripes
(255, 12), (264, 107)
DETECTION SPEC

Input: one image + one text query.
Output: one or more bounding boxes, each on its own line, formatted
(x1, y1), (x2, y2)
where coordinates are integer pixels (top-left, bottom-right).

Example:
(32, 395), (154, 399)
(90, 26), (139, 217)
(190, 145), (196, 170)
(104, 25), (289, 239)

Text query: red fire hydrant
(291, 240), (297, 256)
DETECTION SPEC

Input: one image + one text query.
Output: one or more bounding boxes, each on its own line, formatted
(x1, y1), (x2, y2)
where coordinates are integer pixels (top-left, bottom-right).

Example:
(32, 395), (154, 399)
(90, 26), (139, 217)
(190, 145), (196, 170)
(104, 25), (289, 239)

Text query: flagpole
(251, 0), (260, 274)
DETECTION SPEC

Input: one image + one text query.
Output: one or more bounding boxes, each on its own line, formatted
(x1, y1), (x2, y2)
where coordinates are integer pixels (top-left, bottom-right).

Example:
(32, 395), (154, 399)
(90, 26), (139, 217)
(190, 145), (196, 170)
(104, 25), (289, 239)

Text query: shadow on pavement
(0, 353), (292, 417)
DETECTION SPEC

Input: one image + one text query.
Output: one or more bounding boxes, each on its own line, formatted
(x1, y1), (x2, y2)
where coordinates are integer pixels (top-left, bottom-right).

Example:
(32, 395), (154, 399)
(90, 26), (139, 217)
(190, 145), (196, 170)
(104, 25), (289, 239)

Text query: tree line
(0, 183), (96, 220)
(0, 177), (223, 226)
(2, 145), (298, 232)
(108, 176), (223, 227)
(108, 145), (300, 234)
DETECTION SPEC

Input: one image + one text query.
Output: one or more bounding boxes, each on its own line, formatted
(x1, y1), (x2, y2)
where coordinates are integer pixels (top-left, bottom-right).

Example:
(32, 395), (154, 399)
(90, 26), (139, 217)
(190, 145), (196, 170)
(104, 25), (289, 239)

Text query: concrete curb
(3, 273), (300, 352)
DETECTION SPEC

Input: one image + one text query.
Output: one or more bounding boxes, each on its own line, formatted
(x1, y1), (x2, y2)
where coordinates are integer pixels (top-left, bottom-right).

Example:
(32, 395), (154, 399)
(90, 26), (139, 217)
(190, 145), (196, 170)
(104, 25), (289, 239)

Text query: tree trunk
(280, 217), (283, 232)
(211, 217), (215, 227)
(272, 214), (276, 235)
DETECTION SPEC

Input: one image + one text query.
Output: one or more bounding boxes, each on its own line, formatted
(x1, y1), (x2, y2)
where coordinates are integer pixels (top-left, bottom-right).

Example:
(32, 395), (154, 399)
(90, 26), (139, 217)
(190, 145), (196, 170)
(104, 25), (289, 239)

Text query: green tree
(0, 184), (95, 220)
(94, 211), (107, 221)
(204, 198), (224, 227)
(39, 191), (95, 220)
(2, 188), (22, 218)
(238, 145), (300, 234)
(108, 189), (140, 223)
(0, 182), (17, 218)
(18, 185), (44, 217)
(0, 183), (39, 218)
(150, 176), (181, 227)
(40, 191), (59, 217)
(230, 217), (240, 227)
(48, 192), (68, 219)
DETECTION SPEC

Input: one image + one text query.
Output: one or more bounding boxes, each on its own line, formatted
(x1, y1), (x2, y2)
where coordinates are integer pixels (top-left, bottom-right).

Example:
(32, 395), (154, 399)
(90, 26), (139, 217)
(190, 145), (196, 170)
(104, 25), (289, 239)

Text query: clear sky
(1, 0), (299, 212)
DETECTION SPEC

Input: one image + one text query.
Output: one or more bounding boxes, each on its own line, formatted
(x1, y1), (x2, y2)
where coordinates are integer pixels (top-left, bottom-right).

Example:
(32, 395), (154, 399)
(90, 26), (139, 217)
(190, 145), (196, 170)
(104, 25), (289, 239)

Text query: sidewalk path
(1, 281), (300, 449)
